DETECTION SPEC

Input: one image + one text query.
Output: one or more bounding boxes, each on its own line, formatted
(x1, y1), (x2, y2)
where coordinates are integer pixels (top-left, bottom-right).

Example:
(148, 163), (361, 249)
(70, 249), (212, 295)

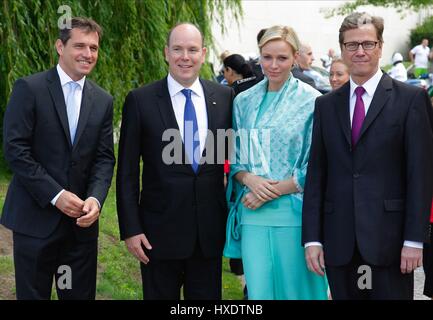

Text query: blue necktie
(181, 88), (200, 173)
(66, 81), (80, 144)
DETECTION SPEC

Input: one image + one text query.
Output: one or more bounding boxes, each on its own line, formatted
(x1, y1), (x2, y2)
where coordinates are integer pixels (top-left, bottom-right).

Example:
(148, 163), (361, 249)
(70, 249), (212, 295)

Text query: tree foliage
(0, 0), (242, 154)
(323, 0), (433, 17)
(409, 15), (433, 47)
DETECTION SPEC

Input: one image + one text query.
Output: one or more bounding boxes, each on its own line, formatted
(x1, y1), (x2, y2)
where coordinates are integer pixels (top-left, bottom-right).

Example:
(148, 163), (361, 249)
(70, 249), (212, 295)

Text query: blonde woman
(224, 26), (328, 300)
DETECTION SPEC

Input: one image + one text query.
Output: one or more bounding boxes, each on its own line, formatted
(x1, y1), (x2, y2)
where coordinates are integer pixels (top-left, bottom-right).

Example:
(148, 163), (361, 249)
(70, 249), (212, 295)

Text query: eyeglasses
(343, 41), (379, 51)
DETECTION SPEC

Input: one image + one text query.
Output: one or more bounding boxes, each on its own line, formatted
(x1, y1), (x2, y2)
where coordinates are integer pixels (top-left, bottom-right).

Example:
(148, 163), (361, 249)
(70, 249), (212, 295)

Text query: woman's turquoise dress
(224, 75), (328, 300)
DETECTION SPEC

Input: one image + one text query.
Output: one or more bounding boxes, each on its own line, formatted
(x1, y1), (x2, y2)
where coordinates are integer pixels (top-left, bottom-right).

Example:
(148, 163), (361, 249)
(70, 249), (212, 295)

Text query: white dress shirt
(305, 67), (422, 249)
(167, 73), (208, 156)
(51, 65), (100, 208)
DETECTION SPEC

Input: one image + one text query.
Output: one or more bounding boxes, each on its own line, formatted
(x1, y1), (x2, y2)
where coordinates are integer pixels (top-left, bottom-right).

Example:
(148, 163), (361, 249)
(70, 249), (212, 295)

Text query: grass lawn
(0, 150), (243, 300)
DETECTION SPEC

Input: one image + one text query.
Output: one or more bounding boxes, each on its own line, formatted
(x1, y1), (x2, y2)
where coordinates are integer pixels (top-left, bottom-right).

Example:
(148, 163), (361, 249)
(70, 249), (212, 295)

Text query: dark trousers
(326, 246), (413, 300)
(13, 215), (97, 300)
(140, 243), (222, 300)
(423, 223), (433, 297)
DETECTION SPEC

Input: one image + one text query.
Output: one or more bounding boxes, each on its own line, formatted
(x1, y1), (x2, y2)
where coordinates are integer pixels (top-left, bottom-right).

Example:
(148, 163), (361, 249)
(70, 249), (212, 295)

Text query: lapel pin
(212, 101), (216, 105)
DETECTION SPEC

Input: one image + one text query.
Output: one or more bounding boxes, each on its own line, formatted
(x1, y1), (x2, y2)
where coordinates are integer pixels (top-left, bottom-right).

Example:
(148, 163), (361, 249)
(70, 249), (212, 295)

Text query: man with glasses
(302, 12), (433, 299)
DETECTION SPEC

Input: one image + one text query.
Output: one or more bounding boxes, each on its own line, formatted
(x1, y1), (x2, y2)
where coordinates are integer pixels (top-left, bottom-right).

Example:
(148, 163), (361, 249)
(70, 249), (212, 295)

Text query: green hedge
(409, 15), (433, 48)
(0, 0), (242, 162)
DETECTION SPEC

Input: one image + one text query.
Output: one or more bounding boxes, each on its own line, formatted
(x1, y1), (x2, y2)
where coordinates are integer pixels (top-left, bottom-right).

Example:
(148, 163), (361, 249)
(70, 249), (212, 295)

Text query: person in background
(388, 52), (407, 82)
(321, 48), (337, 72)
(297, 43), (331, 93)
(224, 25), (328, 300)
(216, 50), (232, 84)
(329, 58), (350, 90)
(409, 38), (431, 78)
(223, 54), (260, 95)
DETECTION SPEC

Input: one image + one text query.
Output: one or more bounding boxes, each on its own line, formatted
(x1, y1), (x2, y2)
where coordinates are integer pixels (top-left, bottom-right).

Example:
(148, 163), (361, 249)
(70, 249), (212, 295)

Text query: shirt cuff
(304, 241), (323, 248)
(87, 197), (101, 209)
(403, 240), (423, 249)
(292, 175), (303, 193)
(51, 189), (65, 206)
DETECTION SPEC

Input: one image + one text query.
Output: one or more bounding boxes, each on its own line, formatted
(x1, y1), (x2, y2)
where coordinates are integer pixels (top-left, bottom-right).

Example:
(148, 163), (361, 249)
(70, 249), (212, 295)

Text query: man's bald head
(166, 23), (204, 47)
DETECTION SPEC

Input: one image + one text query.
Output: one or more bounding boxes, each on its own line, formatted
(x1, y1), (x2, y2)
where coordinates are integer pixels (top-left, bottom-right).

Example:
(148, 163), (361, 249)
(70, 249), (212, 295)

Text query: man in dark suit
(116, 23), (233, 300)
(1, 17), (115, 299)
(302, 12), (433, 299)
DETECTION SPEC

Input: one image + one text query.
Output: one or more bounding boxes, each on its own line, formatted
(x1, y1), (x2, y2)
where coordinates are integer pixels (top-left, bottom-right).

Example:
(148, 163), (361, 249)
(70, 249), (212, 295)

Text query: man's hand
(305, 245), (326, 276)
(125, 233), (152, 264)
(76, 197), (100, 228)
(400, 246), (423, 274)
(55, 191), (84, 218)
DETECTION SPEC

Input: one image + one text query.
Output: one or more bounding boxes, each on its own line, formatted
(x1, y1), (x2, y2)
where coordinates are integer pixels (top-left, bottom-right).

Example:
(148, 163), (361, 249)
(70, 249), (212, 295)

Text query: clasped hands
(55, 190), (100, 227)
(241, 173), (297, 210)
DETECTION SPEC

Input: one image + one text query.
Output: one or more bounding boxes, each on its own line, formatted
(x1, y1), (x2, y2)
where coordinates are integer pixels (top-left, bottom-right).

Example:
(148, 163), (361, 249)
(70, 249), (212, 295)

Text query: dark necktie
(181, 88), (200, 173)
(352, 86), (366, 147)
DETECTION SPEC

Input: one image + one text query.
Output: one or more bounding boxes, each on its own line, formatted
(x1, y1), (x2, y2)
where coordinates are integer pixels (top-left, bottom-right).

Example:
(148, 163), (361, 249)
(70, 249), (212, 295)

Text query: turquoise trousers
(241, 225), (328, 300)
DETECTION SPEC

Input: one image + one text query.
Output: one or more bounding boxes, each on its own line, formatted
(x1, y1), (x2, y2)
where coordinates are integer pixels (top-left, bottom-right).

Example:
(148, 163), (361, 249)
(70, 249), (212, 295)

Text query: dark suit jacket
(116, 77), (233, 260)
(302, 73), (433, 267)
(1, 67), (115, 241)
(292, 66), (317, 90)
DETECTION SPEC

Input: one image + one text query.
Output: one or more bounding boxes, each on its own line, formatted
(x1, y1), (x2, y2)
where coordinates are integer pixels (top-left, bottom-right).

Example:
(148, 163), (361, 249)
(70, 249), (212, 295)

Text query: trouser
(13, 215), (97, 300)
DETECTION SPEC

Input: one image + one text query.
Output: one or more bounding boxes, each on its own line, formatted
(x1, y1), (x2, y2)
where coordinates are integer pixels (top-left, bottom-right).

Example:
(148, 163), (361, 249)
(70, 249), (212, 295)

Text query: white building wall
(210, 0), (426, 70)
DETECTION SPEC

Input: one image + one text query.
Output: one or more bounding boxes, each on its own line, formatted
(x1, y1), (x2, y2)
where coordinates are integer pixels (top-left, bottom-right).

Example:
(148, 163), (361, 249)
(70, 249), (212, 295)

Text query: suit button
(353, 173), (360, 179)
(70, 161), (76, 167)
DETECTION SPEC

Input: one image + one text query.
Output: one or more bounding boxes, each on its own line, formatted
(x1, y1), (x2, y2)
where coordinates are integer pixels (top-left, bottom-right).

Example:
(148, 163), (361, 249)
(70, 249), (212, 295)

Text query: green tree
(409, 15), (433, 47)
(324, 0), (433, 17)
(0, 0), (242, 162)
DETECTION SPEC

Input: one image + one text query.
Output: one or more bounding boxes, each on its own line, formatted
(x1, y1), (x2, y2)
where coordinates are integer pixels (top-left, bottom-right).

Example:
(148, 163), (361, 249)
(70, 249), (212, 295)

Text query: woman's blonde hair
(258, 25), (300, 53)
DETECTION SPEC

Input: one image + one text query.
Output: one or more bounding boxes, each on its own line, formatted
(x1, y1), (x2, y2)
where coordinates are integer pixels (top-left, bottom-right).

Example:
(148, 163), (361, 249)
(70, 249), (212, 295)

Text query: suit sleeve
(86, 97), (116, 207)
(404, 89), (433, 243)
(116, 91), (144, 240)
(302, 99), (327, 245)
(3, 79), (63, 208)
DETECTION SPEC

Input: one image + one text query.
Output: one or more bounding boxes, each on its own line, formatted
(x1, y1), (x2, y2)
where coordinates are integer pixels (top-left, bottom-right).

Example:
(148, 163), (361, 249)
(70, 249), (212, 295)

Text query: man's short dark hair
(166, 22), (204, 47)
(59, 17), (103, 45)
(338, 12), (384, 47)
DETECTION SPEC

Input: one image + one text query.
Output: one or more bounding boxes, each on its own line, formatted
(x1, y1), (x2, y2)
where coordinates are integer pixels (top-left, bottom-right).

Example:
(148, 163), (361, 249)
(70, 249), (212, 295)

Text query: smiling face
(341, 24), (382, 85)
(329, 61), (350, 90)
(260, 39), (297, 91)
(56, 28), (99, 81)
(164, 24), (206, 88)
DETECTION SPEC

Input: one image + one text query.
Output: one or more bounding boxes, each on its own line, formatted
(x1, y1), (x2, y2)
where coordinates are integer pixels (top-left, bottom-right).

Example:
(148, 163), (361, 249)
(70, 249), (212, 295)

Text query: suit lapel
(358, 74), (392, 141)
(335, 82), (351, 146)
(197, 79), (216, 174)
(158, 78), (217, 174)
(72, 80), (93, 150)
(156, 78), (180, 131)
(46, 68), (72, 149)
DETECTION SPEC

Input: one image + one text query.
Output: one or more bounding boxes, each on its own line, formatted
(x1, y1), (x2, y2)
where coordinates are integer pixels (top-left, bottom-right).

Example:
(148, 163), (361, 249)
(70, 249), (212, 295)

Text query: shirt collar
(56, 64), (86, 90)
(167, 73), (203, 98)
(349, 68), (383, 98)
